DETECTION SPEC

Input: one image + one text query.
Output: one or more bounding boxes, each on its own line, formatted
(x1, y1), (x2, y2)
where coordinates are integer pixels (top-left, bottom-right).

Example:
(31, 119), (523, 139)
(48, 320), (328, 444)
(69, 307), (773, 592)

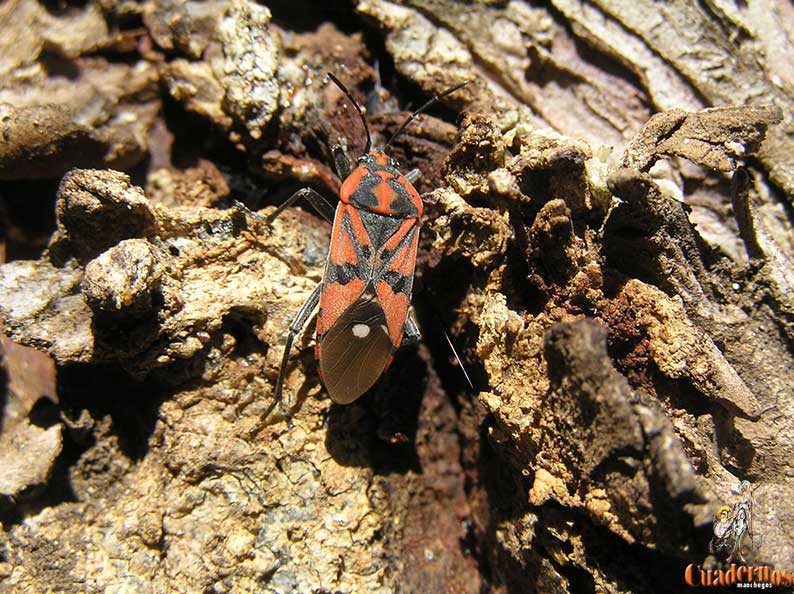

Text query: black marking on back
(341, 209), (373, 260)
(359, 210), (403, 248)
(349, 173), (380, 211)
(326, 207), (418, 294)
(380, 270), (412, 295)
(373, 222), (417, 298)
(324, 210), (372, 287)
(386, 177), (416, 215)
(326, 262), (359, 285)
(349, 168), (419, 218)
(376, 221), (417, 268)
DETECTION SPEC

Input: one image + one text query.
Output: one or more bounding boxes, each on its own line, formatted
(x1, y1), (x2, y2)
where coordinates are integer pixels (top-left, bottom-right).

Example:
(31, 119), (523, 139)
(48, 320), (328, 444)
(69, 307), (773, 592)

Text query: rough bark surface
(0, 0), (792, 593)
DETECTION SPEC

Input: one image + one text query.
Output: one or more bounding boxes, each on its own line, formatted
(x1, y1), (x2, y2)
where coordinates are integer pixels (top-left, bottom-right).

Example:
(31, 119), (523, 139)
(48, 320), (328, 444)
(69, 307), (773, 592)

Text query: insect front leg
(265, 188), (336, 224)
(331, 144), (351, 180)
(405, 169), (421, 185)
(234, 187), (336, 225)
(258, 283), (322, 427)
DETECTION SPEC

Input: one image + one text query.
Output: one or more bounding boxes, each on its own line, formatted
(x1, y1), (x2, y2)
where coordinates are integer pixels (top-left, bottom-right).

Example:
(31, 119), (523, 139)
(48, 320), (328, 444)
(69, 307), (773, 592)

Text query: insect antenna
(384, 80), (468, 151)
(327, 72), (372, 154)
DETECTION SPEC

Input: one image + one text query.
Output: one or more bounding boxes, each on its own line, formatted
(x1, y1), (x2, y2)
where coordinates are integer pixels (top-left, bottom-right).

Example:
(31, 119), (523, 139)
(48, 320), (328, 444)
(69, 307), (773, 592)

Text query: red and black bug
(260, 73), (466, 416)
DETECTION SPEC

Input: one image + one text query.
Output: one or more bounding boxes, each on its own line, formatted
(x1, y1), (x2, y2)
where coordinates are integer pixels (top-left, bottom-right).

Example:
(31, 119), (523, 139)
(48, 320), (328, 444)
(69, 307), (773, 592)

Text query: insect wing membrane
(319, 296), (394, 404)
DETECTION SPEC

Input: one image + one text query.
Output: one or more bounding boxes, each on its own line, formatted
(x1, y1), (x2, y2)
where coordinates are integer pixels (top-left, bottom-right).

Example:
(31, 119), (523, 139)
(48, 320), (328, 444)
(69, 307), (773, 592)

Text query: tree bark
(0, 0), (792, 593)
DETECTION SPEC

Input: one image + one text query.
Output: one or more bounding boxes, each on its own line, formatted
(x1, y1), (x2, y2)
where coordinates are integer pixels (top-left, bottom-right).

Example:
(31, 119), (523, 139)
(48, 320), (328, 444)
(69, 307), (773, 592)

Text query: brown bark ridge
(0, 0), (792, 592)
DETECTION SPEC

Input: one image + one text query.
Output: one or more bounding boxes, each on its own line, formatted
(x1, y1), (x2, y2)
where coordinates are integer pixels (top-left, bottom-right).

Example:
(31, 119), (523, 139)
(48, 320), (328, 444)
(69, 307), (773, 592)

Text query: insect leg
(232, 200), (269, 224)
(405, 169), (421, 185)
(403, 313), (421, 346)
(266, 188), (336, 224)
(261, 282), (323, 424)
(332, 145), (352, 180)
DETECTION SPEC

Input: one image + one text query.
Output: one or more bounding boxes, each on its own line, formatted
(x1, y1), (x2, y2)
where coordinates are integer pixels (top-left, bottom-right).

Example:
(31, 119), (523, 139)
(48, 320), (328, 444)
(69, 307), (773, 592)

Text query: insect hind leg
(254, 283), (322, 431)
(403, 313), (421, 346)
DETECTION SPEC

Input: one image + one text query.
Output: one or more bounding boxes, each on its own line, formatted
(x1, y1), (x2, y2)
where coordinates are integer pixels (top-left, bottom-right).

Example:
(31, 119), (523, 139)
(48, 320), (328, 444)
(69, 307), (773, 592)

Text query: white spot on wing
(352, 323), (370, 338)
